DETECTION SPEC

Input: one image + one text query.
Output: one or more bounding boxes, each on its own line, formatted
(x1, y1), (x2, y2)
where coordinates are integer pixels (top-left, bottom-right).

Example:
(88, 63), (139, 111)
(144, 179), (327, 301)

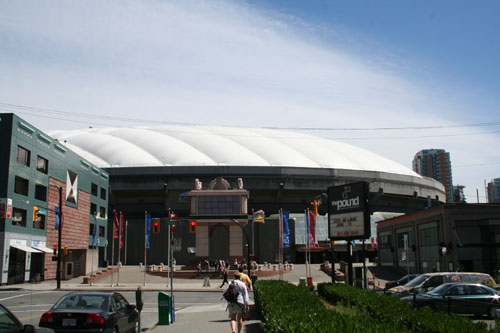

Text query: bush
(317, 283), (489, 333)
(254, 280), (403, 332)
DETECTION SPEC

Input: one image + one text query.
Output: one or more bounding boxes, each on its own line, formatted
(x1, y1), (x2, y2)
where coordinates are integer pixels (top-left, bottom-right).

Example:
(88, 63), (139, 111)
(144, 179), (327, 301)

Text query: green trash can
(158, 292), (171, 325)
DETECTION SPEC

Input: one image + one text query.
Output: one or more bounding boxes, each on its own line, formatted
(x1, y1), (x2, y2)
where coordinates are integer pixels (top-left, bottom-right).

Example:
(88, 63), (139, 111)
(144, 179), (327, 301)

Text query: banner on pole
(146, 213), (151, 249)
(252, 210), (265, 223)
(113, 211), (119, 239)
(120, 212), (125, 249)
(308, 210), (316, 248)
(282, 210), (290, 248)
(305, 210), (310, 248)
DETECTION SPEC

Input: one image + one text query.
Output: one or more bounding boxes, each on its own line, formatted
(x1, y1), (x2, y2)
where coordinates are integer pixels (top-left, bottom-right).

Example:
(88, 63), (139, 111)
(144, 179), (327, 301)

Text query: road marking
(176, 303), (226, 313)
(17, 314), (44, 321)
(0, 291), (51, 302)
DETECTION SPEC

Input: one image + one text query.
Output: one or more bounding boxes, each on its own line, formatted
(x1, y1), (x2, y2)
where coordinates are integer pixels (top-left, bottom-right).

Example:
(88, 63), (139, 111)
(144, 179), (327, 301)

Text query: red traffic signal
(189, 220), (197, 233)
(153, 221), (160, 234)
(53, 245), (57, 255)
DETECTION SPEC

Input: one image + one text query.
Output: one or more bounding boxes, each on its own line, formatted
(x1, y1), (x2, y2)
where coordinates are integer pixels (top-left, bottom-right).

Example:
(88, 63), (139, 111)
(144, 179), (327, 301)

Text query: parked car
(387, 272), (497, 298)
(384, 274), (420, 290)
(39, 292), (139, 333)
(401, 283), (500, 318)
(0, 303), (53, 333)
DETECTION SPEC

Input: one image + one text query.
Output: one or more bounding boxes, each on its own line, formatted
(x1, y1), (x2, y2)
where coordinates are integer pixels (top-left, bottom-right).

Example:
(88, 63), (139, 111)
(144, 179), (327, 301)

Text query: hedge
(317, 282), (490, 333)
(253, 280), (405, 332)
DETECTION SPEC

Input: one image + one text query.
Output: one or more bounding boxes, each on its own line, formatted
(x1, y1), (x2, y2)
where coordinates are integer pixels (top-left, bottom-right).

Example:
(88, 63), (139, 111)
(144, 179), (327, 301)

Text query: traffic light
(171, 225), (177, 233)
(53, 245), (57, 255)
(189, 220), (197, 233)
(153, 220), (160, 234)
(64, 245), (68, 255)
(33, 206), (39, 221)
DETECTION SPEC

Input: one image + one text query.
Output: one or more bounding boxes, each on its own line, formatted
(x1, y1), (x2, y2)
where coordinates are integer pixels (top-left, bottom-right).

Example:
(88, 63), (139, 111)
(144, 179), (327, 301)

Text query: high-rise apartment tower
(413, 149), (453, 203)
(488, 178), (500, 203)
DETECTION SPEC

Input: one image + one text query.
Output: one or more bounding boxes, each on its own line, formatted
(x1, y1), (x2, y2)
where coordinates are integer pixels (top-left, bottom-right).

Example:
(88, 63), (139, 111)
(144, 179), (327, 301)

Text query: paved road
(0, 263), (331, 332)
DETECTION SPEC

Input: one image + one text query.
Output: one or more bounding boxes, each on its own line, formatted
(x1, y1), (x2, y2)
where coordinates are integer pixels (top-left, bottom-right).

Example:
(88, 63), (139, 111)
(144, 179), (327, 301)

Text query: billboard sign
(328, 182), (370, 240)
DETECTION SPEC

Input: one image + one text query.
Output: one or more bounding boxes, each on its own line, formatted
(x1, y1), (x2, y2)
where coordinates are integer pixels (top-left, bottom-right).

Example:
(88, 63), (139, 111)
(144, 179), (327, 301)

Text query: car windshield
(404, 275), (428, 288)
(53, 294), (108, 310)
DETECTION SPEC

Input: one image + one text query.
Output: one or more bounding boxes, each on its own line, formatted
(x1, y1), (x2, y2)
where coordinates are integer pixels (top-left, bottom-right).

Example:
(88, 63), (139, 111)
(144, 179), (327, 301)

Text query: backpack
(223, 281), (239, 303)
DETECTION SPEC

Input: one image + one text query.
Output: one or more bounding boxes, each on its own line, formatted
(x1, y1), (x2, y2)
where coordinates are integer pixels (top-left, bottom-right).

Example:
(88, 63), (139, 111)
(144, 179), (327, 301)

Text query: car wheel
(487, 306), (497, 320)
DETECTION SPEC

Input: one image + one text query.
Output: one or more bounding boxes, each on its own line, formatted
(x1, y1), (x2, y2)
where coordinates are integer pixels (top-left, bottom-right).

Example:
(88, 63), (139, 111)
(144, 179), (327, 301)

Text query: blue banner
(146, 213), (151, 249)
(55, 207), (60, 230)
(91, 214), (97, 247)
(282, 211), (290, 248)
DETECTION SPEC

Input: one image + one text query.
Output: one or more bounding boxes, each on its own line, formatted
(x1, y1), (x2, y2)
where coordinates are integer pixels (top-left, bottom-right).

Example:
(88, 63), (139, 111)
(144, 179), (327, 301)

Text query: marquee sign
(328, 181), (370, 240)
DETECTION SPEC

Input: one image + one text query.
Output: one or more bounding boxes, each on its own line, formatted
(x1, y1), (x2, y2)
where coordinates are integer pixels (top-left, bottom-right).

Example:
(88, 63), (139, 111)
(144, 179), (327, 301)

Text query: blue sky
(0, 0), (499, 202)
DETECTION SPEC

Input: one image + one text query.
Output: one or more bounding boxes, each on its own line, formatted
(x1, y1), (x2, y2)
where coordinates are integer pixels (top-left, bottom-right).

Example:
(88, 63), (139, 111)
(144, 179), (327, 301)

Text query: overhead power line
(1, 102), (500, 140)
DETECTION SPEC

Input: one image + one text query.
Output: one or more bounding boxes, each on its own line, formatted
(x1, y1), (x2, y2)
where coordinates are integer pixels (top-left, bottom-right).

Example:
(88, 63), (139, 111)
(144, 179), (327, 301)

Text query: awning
(10, 244), (42, 253)
(32, 245), (53, 253)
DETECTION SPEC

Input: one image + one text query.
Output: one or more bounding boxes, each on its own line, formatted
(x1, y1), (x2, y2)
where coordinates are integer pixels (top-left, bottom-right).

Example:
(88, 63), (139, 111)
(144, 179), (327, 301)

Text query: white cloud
(0, 0), (498, 201)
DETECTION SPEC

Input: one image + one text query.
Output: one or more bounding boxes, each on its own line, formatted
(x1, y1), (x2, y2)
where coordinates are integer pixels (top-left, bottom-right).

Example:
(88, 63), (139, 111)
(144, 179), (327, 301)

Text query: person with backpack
(223, 272), (249, 333)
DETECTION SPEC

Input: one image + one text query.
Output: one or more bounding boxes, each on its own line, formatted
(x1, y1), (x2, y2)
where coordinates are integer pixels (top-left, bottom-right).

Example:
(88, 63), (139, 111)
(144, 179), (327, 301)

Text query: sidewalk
(1, 264), (337, 292)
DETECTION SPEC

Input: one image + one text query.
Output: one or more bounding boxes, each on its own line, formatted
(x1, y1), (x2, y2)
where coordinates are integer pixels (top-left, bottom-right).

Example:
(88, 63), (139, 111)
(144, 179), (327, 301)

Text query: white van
(387, 272), (497, 298)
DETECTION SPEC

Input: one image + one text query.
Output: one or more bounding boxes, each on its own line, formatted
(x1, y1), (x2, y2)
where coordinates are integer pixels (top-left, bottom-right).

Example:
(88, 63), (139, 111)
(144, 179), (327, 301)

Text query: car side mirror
(23, 324), (36, 333)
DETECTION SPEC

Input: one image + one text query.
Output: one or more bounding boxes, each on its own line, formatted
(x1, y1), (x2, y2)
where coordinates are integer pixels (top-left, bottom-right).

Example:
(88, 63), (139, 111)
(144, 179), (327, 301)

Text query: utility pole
(50, 184), (63, 290)
(230, 219), (251, 278)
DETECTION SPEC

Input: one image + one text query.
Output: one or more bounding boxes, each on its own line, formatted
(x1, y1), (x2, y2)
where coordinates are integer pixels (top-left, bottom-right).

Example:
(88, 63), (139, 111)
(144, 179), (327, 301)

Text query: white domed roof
(48, 125), (419, 177)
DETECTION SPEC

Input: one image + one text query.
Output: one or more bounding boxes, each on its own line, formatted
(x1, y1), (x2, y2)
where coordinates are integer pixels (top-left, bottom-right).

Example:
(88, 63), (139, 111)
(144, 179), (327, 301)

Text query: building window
(99, 206), (106, 219)
(91, 183), (98, 196)
(35, 184), (47, 201)
(197, 195), (240, 215)
(89, 223), (96, 236)
(12, 208), (27, 227)
(100, 187), (107, 200)
(33, 214), (45, 230)
(14, 176), (29, 196)
(99, 225), (105, 237)
(36, 156), (49, 174)
(90, 203), (97, 216)
(17, 146), (30, 167)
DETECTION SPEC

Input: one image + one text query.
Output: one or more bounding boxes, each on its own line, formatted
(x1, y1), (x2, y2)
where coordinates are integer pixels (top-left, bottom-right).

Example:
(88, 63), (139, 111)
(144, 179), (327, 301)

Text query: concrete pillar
(230, 225), (242, 257)
(196, 224), (209, 257)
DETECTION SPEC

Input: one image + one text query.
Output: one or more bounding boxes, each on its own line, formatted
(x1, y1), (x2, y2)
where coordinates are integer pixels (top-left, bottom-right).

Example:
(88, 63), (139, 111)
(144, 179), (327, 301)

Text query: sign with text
(328, 181), (370, 240)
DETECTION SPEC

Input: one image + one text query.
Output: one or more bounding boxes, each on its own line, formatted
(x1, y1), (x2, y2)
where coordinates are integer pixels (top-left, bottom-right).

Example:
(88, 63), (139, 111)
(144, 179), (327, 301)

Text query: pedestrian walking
(197, 262), (201, 276)
(238, 267), (252, 290)
(250, 271), (258, 288)
(220, 269), (229, 288)
(223, 272), (249, 333)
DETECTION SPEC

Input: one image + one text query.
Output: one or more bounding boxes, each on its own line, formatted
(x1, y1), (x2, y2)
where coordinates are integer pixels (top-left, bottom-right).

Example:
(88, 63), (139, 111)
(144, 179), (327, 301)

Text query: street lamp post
(50, 184), (63, 289)
(230, 219), (251, 278)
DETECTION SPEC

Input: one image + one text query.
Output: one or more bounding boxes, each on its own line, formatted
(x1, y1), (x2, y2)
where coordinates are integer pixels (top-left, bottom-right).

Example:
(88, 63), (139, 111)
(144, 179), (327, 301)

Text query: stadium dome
(49, 125), (419, 177)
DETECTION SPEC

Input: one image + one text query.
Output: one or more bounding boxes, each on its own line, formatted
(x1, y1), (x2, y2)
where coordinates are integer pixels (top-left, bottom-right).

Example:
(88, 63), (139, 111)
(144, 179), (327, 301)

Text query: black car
(385, 274), (419, 290)
(39, 292), (139, 333)
(0, 304), (54, 333)
(401, 283), (500, 318)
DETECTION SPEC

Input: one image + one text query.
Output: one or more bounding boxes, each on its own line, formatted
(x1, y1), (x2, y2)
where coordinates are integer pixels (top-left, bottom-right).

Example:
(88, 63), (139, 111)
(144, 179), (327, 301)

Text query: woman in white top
(224, 272), (249, 333)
